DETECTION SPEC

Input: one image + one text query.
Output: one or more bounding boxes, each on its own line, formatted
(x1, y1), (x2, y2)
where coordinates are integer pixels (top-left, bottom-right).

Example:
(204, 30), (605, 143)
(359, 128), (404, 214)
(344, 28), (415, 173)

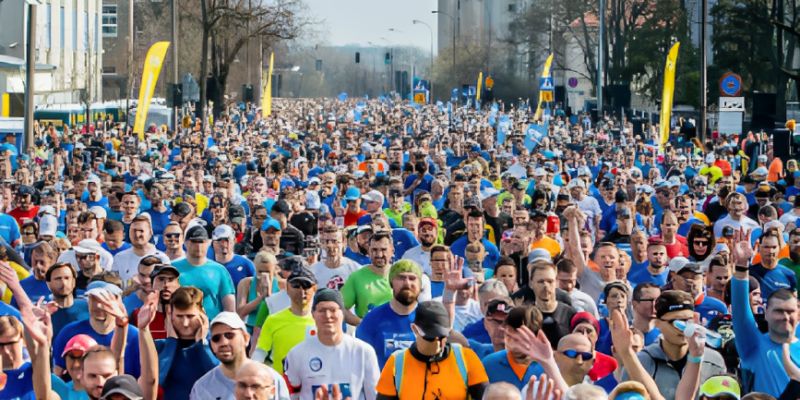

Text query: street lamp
(412, 19), (434, 100)
(432, 10), (456, 83)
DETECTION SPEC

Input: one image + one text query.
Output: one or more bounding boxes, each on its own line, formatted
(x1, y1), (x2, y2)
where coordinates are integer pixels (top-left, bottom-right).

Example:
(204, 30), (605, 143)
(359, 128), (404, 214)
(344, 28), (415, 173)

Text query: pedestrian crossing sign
(539, 77), (554, 91)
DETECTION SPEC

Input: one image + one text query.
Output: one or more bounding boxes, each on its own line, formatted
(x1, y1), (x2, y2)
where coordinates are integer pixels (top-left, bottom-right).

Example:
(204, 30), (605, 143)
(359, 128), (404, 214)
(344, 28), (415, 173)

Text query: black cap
(463, 196), (482, 210)
(414, 301), (451, 340)
(100, 375), (143, 400)
(530, 209), (547, 220)
(602, 280), (630, 300)
(655, 290), (695, 319)
(615, 190), (628, 203)
(616, 206), (632, 219)
(228, 204), (246, 222)
(149, 264), (180, 280)
(173, 202), (192, 218)
(185, 225), (209, 241)
(288, 267), (316, 285)
(312, 288), (344, 311)
(486, 298), (514, 317)
(272, 200), (292, 216)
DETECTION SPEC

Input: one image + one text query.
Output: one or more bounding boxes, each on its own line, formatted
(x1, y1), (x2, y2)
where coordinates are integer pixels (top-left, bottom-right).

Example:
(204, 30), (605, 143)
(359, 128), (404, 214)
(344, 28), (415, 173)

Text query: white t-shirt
(402, 246), (432, 276)
(267, 291), (291, 315)
(779, 210), (800, 228)
(111, 247), (170, 285)
(569, 289), (599, 318)
(310, 258), (361, 291)
(453, 299), (483, 332)
(713, 214), (759, 239)
(284, 335), (380, 400)
(190, 364), (290, 400)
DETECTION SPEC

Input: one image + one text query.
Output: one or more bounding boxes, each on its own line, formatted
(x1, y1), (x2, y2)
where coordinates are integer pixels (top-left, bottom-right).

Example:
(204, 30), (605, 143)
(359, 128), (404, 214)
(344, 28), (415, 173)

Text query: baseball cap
(210, 311), (247, 331)
(414, 301), (451, 340)
(418, 217), (437, 229)
(308, 177), (321, 186)
(261, 218), (281, 231)
(655, 290), (695, 319)
(149, 264), (180, 280)
(388, 259), (423, 282)
(279, 255), (307, 272)
(87, 175), (102, 186)
(479, 186), (501, 201)
(486, 298), (514, 317)
(570, 311), (600, 334)
(185, 225), (210, 241)
(85, 281), (123, 298)
(272, 200), (292, 216)
(288, 267), (316, 285)
(567, 179), (586, 189)
(172, 202), (192, 218)
(212, 225), (235, 241)
(527, 248), (552, 265)
(61, 334), (98, 357)
(344, 186), (361, 201)
(39, 215), (58, 237)
(671, 259), (703, 275)
(530, 209), (547, 220)
(89, 206), (107, 219)
(667, 256), (691, 273)
(100, 375), (143, 400)
(362, 190), (385, 205)
(603, 281), (630, 299)
(699, 376), (741, 400)
(17, 185), (35, 196)
(312, 288), (345, 311)
(73, 239), (103, 255)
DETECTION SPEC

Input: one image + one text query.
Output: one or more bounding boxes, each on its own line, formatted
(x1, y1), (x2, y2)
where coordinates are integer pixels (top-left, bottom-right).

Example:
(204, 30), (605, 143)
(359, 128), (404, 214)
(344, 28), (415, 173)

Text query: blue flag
(337, 92), (348, 101)
(525, 124), (548, 151)
(497, 115), (511, 145)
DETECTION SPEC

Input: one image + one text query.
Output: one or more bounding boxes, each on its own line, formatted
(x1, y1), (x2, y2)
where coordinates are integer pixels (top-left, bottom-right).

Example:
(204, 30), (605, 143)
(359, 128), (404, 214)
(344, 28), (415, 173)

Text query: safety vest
(392, 343), (468, 398)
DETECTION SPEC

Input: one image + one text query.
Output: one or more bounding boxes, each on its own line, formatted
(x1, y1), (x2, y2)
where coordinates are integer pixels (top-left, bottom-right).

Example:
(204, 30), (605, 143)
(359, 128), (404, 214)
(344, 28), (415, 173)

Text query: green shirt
(255, 308), (315, 374)
(173, 258), (235, 320)
(384, 204), (411, 228)
(341, 266), (392, 318)
(778, 258), (800, 290)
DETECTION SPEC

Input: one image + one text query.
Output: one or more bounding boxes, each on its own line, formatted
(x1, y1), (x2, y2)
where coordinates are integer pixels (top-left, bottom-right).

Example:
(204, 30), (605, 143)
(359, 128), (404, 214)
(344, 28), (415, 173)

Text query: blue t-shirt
(355, 302), (415, 368)
(750, 263), (798, 300)
(85, 196), (109, 209)
(122, 293), (144, 318)
(627, 263), (669, 288)
(155, 338), (220, 400)
(463, 319), (491, 343)
(173, 258), (236, 320)
(17, 277), (51, 304)
(51, 298), (90, 340)
(344, 248), (370, 266)
(0, 301), (22, 320)
(0, 213), (21, 245)
(391, 228), (419, 261)
(451, 236), (500, 272)
(482, 350), (544, 389)
(53, 319), (141, 378)
(403, 173), (434, 193)
(220, 255), (256, 288)
(52, 376), (89, 400)
(732, 277), (800, 396)
(145, 207), (172, 237)
(0, 362), (34, 399)
(102, 241), (131, 257)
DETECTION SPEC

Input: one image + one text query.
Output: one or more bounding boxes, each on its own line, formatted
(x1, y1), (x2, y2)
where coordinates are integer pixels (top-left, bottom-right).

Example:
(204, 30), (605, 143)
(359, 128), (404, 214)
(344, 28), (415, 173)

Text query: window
(83, 11), (89, 50)
(508, 3), (516, 12)
(45, 4), (52, 48)
(103, 66), (116, 74)
(102, 4), (117, 37)
(72, 8), (78, 49)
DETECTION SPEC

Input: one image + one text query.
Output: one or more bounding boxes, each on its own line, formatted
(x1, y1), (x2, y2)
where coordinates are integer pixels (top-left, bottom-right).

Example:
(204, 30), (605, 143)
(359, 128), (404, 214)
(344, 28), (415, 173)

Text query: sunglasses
(65, 350), (85, 359)
(561, 349), (594, 361)
(76, 254), (95, 260)
(211, 331), (237, 343)
(693, 240), (709, 246)
(290, 281), (314, 290)
(164, 233), (181, 239)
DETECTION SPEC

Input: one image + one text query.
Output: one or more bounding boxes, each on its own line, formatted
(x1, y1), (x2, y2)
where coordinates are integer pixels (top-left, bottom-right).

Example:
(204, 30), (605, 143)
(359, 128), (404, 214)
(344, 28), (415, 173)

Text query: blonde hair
(254, 250), (278, 266)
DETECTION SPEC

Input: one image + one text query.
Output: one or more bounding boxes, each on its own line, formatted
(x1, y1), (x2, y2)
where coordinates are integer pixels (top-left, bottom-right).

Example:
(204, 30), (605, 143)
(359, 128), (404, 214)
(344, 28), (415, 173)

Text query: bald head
(557, 333), (593, 352)
(482, 382), (522, 400)
(235, 361), (276, 400)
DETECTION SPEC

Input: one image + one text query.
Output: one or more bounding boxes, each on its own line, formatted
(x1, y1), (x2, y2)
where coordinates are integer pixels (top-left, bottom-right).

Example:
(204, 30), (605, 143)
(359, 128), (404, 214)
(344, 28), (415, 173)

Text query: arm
(674, 316), (705, 400)
(780, 343), (800, 400)
(564, 207), (588, 276)
(609, 309), (665, 400)
(0, 260), (32, 311)
(221, 294), (236, 313)
(508, 326), (569, 395)
(21, 301), (60, 400)
(341, 275), (362, 326)
(94, 291), (129, 374)
(236, 278), (267, 319)
(443, 256), (468, 328)
(731, 228), (760, 361)
(137, 296), (159, 400)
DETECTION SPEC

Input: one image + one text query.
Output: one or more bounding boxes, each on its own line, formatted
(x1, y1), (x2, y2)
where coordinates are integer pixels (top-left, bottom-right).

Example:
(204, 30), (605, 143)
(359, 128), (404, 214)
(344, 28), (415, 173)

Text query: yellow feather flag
(476, 71), (483, 102)
(533, 53), (554, 121)
(659, 42), (680, 150)
(133, 41), (170, 140)
(262, 52), (275, 117)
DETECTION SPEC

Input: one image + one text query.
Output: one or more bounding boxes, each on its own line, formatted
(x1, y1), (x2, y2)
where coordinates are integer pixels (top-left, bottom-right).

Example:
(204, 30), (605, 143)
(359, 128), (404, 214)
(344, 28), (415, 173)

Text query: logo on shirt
(309, 357), (323, 372)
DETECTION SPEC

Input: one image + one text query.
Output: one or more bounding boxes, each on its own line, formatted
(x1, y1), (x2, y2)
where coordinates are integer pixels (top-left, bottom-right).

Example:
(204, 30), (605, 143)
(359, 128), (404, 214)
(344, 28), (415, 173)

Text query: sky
(303, 0), (439, 53)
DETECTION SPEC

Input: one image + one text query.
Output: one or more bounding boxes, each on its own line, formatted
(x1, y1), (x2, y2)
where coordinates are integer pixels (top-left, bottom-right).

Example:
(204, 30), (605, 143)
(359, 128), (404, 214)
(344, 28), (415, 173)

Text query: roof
(0, 54), (56, 72)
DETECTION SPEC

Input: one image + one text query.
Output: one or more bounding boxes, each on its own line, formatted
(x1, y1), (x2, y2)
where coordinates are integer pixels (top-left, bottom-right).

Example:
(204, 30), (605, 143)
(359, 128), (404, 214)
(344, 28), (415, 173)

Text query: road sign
(568, 77), (579, 88)
(719, 72), (742, 97)
(539, 77), (554, 91)
(719, 96), (744, 112)
(485, 76), (494, 89)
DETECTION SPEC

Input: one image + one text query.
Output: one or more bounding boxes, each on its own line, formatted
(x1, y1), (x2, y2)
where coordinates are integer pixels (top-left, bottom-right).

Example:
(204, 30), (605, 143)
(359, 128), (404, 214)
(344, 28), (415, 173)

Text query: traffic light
(168, 83), (183, 107)
(355, 52), (360, 63)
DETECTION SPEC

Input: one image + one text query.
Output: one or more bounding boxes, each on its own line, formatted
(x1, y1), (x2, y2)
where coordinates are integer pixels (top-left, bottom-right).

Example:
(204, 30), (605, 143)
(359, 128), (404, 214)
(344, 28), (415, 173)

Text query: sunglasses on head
(211, 331), (237, 343)
(561, 349), (594, 361)
(290, 280), (314, 290)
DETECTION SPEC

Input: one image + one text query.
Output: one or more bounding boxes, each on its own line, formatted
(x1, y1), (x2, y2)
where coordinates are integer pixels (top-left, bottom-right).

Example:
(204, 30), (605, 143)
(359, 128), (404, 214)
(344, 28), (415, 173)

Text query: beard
(421, 237), (435, 247)
(395, 288), (418, 306)
(791, 250), (800, 264)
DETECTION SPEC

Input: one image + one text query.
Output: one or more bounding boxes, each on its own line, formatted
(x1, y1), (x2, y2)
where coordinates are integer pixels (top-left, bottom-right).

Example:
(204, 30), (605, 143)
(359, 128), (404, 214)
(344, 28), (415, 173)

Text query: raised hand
(256, 273), (273, 299)
(510, 326), (554, 364)
(137, 292), (158, 330)
(525, 373), (562, 400)
(444, 255), (468, 291)
(22, 298), (53, 347)
(195, 312), (209, 342)
(686, 313), (706, 358)
(732, 228), (753, 266)
(0, 261), (21, 291)
(92, 291), (128, 323)
(608, 308), (634, 352)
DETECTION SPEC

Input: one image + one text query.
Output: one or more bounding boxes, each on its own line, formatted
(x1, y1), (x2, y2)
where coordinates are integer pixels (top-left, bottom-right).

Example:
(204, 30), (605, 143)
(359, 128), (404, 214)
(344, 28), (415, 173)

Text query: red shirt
(8, 206), (39, 228)
(131, 307), (168, 340)
(344, 209), (367, 227)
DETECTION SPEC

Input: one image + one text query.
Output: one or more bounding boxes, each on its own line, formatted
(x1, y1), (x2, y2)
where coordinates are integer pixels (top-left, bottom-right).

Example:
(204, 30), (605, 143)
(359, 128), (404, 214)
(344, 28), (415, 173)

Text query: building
(0, 0), (103, 117)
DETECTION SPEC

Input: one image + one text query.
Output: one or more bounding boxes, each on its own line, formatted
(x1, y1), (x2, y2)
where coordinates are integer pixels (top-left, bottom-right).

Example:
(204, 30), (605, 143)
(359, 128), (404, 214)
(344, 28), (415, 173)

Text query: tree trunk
(198, 0), (209, 126)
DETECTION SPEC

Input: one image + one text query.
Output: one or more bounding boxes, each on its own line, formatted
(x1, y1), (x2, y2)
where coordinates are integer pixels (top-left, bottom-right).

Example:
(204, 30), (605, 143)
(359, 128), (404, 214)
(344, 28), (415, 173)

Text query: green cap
(388, 259), (423, 282)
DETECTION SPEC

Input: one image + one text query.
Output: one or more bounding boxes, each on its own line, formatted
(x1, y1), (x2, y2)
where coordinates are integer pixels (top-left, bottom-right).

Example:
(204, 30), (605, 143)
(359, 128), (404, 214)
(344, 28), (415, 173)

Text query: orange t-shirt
(377, 346), (489, 399)
(768, 158), (784, 182)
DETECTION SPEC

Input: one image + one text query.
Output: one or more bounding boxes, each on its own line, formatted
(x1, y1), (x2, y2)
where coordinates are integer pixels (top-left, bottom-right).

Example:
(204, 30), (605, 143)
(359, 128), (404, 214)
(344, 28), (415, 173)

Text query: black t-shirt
(541, 302), (577, 349)
(290, 212), (318, 236)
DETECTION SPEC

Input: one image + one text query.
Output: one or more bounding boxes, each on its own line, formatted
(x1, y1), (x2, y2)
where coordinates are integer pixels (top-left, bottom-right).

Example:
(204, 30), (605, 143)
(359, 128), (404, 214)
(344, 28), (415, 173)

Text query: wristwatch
(116, 317), (129, 328)
(734, 265), (749, 273)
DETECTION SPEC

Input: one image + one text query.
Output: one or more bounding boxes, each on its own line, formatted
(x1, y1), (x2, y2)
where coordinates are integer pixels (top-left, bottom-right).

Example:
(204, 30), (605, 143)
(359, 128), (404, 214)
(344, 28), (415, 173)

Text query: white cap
(38, 205), (57, 217)
(87, 174), (102, 186)
(758, 154), (768, 162)
(89, 206), (107, 219)
(208, 145), (220, 153)
(212, 224), (235, 241)
(85, 281), (123, 298)
(479, 187), (500, 201)
(361, 190), (385, 205)
(203, 175), (216, 183)
(308, 177), (321, 186)
(705, 153), (716, 164)
(39, 215), (58, 237)
(567, 179), (587, 189)
(533, 167), (547, 177)
(210, 311), (247, 331)
(668, 256), (691, 273)
(73, 239), (103, 255)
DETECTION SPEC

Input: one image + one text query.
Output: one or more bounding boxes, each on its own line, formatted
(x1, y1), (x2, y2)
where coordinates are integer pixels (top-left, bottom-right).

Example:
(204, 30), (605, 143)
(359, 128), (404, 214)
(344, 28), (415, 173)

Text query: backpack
(392, 343), (468, 398)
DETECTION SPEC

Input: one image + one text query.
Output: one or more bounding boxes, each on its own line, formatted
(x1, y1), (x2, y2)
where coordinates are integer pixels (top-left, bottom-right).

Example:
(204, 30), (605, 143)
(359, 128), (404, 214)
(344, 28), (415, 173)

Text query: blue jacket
(156, 338), (219, 400)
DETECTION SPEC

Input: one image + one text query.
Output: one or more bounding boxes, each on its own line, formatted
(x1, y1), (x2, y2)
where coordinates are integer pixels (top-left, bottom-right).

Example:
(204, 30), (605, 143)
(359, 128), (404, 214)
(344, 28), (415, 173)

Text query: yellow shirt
(377, 345), (488, 400)
(255, 308), (315, 374)
(3, 261), (30, 304)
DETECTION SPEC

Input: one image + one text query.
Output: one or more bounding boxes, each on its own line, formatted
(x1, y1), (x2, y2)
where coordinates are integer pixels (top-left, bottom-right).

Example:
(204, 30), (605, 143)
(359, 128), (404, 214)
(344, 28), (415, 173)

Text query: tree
(198, 0), (307, 123)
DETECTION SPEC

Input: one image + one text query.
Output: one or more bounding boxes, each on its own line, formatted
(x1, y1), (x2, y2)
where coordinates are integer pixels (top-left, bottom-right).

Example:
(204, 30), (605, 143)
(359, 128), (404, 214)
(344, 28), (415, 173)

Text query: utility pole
(597, 0), (605, 118)
(126, 0), (134, 131)
(171, 0), (179, 131)
(23, 1), (38, 154)
(699, 0), (707, 141)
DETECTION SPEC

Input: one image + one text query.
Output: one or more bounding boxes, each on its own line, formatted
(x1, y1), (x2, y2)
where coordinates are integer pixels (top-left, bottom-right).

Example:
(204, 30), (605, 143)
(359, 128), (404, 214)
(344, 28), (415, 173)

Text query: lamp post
(412, 19), (434, 101)
(24, 0), (42, 154)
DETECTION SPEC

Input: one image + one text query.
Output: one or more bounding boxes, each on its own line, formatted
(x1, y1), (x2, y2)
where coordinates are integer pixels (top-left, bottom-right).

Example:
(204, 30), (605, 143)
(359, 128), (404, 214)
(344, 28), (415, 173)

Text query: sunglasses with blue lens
(561, 349), (594, 361)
